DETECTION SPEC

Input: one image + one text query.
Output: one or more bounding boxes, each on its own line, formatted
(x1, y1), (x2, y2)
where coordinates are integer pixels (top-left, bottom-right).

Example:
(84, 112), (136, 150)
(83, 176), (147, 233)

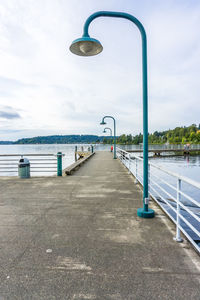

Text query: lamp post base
(137, 208), (155, 218)
(173, 237), (183, 243)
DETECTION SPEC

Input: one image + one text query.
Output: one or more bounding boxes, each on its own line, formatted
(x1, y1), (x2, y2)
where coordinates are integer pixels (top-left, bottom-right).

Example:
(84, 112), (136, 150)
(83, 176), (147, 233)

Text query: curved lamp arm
(83, 11), (146, 39)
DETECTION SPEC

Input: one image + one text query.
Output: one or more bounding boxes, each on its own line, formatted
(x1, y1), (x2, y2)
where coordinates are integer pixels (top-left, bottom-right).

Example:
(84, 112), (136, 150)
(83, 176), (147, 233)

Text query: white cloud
(0, 0), (200, 140)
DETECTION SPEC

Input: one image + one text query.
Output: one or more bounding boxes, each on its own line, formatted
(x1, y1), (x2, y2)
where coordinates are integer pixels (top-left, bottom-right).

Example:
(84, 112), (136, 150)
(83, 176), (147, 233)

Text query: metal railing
(116, 147), (200, 253)
(0, 153), (62, 176)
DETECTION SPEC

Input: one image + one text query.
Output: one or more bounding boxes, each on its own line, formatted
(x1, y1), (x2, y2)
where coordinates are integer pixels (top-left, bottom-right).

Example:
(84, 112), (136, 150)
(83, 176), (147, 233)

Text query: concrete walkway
(0, 151), (199, 299)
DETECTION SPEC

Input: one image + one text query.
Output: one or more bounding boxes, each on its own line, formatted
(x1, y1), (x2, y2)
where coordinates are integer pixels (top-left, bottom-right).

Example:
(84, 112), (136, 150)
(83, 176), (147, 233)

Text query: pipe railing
(0, 153), (64, 176)
(116, 147), (200, 253)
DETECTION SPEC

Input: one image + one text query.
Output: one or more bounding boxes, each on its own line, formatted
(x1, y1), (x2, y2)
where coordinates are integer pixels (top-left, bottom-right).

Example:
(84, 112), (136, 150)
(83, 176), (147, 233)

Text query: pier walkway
(0, 151), (199, 299)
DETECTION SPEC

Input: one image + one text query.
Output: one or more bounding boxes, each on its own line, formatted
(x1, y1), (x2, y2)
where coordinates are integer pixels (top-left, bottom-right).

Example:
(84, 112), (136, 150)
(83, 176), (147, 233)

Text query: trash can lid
(19, 157), (30, 164)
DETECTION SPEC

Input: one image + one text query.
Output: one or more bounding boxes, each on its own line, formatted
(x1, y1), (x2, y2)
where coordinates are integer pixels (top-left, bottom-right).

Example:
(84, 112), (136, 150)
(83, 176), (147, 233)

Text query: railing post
(128, 153), (131, 174)
(135, 158), (138, 184)
(75, 146), (78, 161)
(174, 178), (183, 242)
(57, 152), (63, 176)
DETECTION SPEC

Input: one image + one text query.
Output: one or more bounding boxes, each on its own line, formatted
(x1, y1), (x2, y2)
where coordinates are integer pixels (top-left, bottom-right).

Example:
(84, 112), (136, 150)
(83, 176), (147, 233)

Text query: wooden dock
(0, 151), (199, 299)
(64, 152), (95, 175)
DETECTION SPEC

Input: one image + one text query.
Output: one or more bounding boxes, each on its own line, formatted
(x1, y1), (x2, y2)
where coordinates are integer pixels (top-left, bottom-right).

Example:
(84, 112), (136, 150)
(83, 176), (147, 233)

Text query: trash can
(18, 158), (30, 178)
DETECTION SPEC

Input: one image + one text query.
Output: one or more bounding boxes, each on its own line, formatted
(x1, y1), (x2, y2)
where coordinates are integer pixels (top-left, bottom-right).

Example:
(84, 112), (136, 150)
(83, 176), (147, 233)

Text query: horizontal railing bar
(0, 163), (18, 165)
(30, 167), (57, 169)
(178, 201), (200, 223)
(0, 159), (19, 162)
(131, 155), (143, 161)
(151, 192), (177, 224)
(179, 213), (200, 238)
(150, 178), (177, 203)
(149, 161), (200, 189)
(0, 171), (17, 172)
(0, 171), (56, 173)
(0, 167), (18, 169)
(30, 171), (56, 173)
(178, 190), (200, 208)
(30, 163), (57, 165)
(150, 185), (177, 214)
(150, 172), (177, 192)
(0, 164), (57, 167)
(0, 154), (56, 157)
(29, 159), (57, 161)
(0, 159), (57, 162)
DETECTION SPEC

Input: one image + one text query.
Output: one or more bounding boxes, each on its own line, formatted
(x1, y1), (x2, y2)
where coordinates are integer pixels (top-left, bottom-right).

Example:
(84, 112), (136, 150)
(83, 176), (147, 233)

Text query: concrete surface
(0, 151), (199, 300)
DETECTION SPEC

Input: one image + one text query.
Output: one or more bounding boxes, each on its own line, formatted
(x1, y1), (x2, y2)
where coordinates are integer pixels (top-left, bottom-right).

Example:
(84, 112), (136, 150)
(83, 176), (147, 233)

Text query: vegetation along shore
(0, 124), (199, 145)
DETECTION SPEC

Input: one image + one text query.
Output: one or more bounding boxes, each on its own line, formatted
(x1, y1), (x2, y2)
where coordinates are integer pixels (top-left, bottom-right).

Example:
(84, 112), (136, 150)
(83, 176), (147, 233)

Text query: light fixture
(70, 37), (103, 56)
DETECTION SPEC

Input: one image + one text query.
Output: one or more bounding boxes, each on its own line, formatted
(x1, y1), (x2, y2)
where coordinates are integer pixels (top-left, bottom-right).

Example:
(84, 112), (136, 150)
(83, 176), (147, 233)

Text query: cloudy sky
(0, 0), (200, 141)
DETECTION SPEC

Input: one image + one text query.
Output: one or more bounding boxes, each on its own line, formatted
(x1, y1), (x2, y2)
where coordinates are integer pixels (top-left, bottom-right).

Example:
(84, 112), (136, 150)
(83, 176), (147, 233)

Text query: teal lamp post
(103, 127), (112, 136)
(69, 11), (154, 218)
(103, 127), (113, 152)
(100, 116), (116, 159)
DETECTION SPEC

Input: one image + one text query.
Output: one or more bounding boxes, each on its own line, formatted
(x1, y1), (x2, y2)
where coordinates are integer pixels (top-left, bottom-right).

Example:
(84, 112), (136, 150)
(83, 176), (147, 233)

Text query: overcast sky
(0, 0), (200, 140)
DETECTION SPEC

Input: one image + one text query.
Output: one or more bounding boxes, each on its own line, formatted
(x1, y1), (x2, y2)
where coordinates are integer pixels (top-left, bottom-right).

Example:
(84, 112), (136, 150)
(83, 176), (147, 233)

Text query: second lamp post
(100, 116), (116, 159)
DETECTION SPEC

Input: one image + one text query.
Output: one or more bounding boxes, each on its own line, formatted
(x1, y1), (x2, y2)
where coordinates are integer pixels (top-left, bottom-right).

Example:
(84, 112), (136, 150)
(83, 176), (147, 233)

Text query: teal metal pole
(102, 116), (116, 159)
(57, 152), (62, 176)
(104, 127), (113, 151)
(83, 11), (154, 218)
(113, 118), (116, 159)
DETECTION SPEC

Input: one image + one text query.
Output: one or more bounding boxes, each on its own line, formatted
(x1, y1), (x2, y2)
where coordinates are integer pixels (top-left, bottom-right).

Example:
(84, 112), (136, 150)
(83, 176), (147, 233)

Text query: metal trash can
(18, 157), (30, 178)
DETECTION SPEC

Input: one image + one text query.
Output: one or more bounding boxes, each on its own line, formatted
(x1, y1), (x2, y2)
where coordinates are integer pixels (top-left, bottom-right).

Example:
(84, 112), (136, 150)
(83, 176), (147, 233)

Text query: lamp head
(70, 36), (103, 56)
(100, 120), (106, 125)
(103, 129), (106, 133)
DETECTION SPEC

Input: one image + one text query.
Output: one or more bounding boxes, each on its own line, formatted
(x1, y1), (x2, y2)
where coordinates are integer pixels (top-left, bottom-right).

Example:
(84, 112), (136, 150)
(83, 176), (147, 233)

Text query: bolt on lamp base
(137, 208), (155, 218)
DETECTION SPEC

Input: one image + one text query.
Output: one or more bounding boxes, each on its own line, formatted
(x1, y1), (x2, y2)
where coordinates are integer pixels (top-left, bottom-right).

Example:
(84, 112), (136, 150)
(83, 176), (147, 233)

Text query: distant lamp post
(103, 127), (112, 136)
(100, 116), (116, 159)
(69, 11), (154, 218)
(103, 127), (113, 151)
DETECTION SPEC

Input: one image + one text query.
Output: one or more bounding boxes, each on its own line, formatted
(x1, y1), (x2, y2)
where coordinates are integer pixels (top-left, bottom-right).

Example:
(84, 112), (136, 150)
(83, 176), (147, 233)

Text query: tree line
(103, 124), (200, 145)
(12, 135), (110, 144)
(1, 124), (200, 145)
